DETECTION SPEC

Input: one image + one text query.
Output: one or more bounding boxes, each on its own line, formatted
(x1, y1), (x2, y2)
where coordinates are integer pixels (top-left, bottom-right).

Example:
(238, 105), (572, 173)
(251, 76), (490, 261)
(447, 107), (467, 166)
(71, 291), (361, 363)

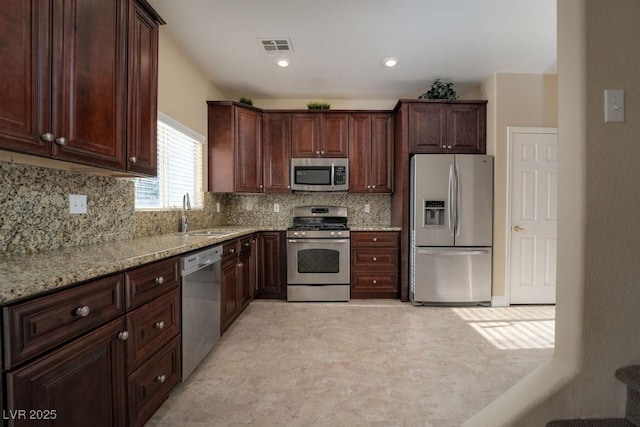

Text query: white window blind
(134, 113), (204, 209)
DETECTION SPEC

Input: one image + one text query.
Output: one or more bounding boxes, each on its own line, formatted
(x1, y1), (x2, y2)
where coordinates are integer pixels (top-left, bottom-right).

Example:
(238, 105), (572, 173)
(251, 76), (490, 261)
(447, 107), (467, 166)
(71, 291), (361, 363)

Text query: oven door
(287, 238), (350, 285)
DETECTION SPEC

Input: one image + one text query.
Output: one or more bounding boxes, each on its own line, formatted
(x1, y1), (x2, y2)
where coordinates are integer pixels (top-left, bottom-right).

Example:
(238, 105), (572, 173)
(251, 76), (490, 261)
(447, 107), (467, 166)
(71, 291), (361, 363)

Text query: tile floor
(147, 300), (554, 427)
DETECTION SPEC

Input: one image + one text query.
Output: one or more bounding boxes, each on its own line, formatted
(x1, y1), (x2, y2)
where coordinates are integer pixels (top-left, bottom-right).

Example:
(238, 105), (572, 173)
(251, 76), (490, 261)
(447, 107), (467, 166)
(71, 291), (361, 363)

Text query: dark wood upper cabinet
(407, 100), (487, 154)
(208, 102), (263, 193)
(262, 113), (291, 193)
(126, 0), (162, 176)
(348, 113), (393, 193)
(0, 0), (51, 156)
(291, 112), (348, 157)
(0, 0), (163, 176)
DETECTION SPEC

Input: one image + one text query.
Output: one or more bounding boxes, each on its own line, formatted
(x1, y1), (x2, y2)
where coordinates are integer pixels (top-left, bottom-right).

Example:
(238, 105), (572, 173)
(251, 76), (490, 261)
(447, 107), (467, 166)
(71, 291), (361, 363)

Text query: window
(134, 113), (204, 209)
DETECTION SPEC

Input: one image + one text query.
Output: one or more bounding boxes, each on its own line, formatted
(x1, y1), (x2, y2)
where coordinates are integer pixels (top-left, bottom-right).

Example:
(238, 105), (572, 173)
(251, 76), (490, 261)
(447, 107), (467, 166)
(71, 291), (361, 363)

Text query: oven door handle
(287, 239), (350, 244)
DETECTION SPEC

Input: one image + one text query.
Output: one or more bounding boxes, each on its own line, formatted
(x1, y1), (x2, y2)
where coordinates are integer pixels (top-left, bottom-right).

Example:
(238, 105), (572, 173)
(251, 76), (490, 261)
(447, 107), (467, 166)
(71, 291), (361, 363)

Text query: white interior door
(508, 127), (558, 304)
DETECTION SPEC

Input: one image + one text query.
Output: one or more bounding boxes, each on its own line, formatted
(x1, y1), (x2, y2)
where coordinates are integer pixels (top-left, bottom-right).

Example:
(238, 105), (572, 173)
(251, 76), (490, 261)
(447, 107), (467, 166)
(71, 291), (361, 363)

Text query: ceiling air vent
(260, 38), (294, 54)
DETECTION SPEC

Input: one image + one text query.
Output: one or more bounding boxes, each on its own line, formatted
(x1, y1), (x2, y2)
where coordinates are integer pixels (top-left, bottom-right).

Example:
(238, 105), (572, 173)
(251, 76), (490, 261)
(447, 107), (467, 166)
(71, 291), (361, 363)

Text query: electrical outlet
(69, 194), (87, 215)
(605, 89), (625, 122)
(364, 204), (371, 213)
(216, 202), (221, 213)
(274, 203), (280, 213)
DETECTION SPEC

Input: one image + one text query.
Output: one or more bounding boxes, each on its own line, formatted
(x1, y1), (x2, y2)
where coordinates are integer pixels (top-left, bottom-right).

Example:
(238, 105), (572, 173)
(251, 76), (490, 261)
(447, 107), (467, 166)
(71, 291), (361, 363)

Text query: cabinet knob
(41, 132), (54, 142)
(155, 321), (165, 330)
(156, 374), (166, 384)
(55, 136), (67, 146)
(154, 276), (164, 285)
(442, 145), (447, 149)
(244, 242), (250, 247)
(75, 305), (91, 317)
(320, 151), (325, 155)
(373, 238), (378, 242)
(287, 185), (291, 189)
(372, 185), (376, 189)
(129, 156), (137, 163)
(448, 145), (452, 149)
(372, 280), (377, 284)
(367, 185), (371, 189)
(238, 262), (243, 268)
(118, 331), (129, 341)
(373, 257), (377, 262)
(229, 248), (235, 254)
(315, 151), (320, 155)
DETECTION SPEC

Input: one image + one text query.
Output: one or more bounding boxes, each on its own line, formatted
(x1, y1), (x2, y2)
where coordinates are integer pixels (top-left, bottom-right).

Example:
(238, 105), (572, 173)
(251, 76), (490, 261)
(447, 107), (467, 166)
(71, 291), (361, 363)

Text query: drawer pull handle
(372, 280), (377, 284)
(154, 276), (164, 285)
(372, 257), (377, 262)
(75, 306), (90, 317)
(155, 321), (165, 330)
(373, 238), (378, 242)
(156, 374), (166, 384)
(118, 331), (129, 341)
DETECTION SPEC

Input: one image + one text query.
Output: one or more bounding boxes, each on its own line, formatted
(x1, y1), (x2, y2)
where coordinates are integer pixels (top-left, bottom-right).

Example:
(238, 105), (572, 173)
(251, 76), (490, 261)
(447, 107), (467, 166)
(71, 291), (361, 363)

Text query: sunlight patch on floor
(452, 306), (555, 350)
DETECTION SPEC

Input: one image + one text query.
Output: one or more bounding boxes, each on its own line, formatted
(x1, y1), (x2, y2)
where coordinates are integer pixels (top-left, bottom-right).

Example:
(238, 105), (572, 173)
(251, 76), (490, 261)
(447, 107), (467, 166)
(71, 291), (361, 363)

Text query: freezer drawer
(410, 247), (492, 304)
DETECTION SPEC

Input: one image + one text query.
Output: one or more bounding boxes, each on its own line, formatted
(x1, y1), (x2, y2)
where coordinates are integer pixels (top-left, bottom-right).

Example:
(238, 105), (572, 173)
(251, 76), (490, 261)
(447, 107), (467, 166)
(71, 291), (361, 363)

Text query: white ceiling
(148, 0), (557, 101)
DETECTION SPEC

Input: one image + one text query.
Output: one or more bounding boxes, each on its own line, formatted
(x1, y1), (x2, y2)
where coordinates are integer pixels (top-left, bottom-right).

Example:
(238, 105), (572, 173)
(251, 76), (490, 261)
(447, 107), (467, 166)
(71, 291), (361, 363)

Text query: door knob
(513, 225), (525, 232)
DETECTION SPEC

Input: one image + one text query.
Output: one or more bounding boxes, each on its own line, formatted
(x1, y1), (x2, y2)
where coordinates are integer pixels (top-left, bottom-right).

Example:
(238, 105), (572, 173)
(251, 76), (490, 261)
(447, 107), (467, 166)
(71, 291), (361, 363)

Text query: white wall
(467, 0), (640, 424)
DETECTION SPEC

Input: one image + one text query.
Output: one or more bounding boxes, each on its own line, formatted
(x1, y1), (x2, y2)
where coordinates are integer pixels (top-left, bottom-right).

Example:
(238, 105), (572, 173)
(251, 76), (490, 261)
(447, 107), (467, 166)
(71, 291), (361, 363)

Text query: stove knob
(330, 231), (336, 236)
(293, 231), (299, 237)
(337, 231), (343, 236)
(301, 232), (306, 237)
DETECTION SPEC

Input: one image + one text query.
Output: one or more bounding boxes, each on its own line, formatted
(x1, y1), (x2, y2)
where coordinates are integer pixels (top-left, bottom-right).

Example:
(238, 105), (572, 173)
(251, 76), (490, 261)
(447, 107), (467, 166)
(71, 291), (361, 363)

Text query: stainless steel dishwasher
(181, 245), (222, 381)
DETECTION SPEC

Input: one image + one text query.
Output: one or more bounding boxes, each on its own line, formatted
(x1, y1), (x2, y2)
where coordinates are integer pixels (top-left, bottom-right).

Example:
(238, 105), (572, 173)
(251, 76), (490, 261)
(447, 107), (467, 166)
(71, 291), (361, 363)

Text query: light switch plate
(274, 203), (280, 213)
(69, 194), (87, 215)
(605, 89), (624, 122)
(364, 204), (371, 213)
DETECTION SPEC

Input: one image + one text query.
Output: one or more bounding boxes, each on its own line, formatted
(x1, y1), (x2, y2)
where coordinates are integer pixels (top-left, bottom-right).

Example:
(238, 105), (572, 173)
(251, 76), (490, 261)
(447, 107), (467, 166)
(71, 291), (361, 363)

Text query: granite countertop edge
(0, 225), (401, 305)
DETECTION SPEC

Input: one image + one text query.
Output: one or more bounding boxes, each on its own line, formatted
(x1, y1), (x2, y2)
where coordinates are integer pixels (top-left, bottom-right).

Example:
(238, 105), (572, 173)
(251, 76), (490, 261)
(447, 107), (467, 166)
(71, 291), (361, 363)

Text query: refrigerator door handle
(417, 249), (491, 256)
(448, 163), (455, 235)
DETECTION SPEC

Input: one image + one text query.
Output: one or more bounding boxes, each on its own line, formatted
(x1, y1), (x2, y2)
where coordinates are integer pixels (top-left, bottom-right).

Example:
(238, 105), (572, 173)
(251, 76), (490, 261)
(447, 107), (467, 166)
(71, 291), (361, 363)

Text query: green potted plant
(419, 79), (458, 100)
(307, 101), (331, 110)
(238, 97), (253, 106)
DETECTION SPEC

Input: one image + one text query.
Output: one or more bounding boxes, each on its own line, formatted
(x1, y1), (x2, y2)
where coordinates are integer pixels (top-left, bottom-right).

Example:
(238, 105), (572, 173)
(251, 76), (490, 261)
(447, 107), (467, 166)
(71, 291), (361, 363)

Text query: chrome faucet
(182, 193), (191, 232)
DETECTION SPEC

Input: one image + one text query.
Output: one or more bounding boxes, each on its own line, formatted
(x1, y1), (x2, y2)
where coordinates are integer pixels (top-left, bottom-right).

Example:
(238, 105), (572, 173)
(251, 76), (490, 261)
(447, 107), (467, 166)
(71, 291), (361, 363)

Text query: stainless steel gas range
(286, 206), (350, 302)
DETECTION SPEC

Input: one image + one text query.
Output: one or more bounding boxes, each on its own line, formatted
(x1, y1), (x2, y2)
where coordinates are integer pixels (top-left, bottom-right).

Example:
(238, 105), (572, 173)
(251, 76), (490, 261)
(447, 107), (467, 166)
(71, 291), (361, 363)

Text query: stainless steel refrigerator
(410, 154), (493, 305)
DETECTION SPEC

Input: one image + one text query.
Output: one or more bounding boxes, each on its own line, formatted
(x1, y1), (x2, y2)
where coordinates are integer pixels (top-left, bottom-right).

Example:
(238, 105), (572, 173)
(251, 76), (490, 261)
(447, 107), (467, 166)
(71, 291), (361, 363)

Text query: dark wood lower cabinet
(5, 319), (127, 427)
(221, 257), (240, 333)
(255, 232), (287, 299)
(351, 231), (400, 299)
(220, 238), (254, 334)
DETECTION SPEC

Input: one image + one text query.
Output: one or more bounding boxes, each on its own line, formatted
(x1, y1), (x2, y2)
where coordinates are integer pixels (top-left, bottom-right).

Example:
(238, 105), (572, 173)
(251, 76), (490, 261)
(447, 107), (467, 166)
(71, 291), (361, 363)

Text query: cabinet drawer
(3, 274), (124, 369)
(125, 257), (179, 310)
(239, 236), (252, 255)
(351, 270), (399, 293)
(351, 248), (398, 269)
(222, 239), (239, 260)
(126, 288), (180, 373)
(351, 232), (399, 247)
(128, 335), (181, 427)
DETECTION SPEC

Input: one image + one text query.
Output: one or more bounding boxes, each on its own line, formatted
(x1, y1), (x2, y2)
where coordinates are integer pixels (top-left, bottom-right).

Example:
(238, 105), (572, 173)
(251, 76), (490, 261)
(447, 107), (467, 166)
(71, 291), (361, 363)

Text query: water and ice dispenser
(424, 200), (445, 227)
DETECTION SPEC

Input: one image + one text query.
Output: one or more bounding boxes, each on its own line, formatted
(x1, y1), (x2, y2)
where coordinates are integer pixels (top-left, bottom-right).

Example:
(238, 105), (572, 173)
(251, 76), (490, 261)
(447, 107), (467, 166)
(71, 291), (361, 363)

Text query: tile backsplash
(1, 160), (391, 255)
(0, 161), (134, 255)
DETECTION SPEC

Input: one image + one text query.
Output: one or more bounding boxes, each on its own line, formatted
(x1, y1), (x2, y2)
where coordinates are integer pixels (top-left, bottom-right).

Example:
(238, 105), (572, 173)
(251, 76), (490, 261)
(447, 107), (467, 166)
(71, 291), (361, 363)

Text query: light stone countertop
(0, 227), (261, 305)
(0, 225), (402, 305)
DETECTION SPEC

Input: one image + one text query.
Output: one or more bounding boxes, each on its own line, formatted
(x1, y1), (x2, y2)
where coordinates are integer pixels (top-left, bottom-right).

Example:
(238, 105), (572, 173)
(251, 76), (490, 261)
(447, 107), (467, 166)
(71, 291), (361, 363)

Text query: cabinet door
(51, 0), (128, 170)
(408, 103), (447, 153)
(0, 0), (50, 156)
(126, 1), (159, 176)
(238, 252), (252, 309)
(234, 107), (263, 192)
(6, 319), (127, 427)
(320, 113), (348, 157)
(291, 114), (320, 157)
(449, 103), (486, 154)
(369, 114), (394, 192)
(347, 114), (371, 193)
(221, 258), (238, 333)
(256, 232), (286, 299)
(262, 113), (291, 192)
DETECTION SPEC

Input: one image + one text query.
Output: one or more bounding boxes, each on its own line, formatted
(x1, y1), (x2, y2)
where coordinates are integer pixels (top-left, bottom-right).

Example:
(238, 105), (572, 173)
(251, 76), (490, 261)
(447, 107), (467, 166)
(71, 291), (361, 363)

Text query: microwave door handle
(331, 163), (335, 188)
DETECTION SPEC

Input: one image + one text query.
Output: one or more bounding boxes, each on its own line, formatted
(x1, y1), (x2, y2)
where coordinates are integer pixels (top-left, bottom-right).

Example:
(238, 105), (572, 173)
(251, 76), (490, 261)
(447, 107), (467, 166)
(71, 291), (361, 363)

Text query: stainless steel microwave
(290, 158), (349, 192)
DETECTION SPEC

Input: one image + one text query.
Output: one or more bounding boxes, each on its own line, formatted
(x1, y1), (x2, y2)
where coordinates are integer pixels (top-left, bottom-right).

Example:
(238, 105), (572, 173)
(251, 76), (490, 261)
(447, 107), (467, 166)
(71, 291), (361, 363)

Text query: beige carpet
(147, 300), (554, 427)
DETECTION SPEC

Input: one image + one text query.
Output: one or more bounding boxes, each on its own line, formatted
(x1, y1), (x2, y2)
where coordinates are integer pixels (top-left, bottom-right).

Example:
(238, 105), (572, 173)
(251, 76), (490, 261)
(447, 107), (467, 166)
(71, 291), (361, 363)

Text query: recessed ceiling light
(383, 57), (399, 67)
(276, 58), (291, 68)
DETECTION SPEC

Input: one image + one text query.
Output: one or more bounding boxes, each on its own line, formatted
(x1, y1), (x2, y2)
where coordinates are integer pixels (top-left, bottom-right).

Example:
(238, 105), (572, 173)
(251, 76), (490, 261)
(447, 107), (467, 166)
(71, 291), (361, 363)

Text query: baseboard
(491, 296), (508, 307)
